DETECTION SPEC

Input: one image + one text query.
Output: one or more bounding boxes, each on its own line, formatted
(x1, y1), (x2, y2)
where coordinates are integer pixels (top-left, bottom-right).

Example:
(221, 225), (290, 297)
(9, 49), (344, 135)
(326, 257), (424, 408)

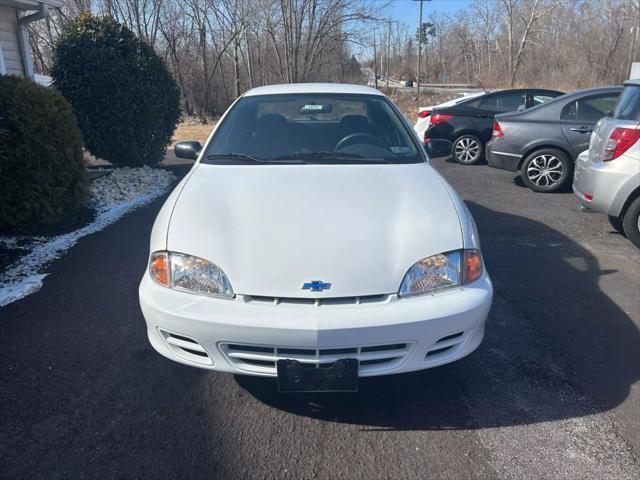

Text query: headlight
(149, 251), (234, 298)
(399, 249), (483, 297)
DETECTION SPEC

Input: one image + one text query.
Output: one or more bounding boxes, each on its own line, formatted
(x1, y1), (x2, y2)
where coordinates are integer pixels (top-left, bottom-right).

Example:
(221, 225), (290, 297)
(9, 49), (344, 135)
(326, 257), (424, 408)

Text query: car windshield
(204, 93), (422, 164)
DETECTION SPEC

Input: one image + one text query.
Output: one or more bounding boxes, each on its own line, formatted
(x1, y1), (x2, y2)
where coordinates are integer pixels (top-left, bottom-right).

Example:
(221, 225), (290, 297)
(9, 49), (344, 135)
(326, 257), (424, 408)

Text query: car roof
(527, 85), (622, 109)
(552, 85), (623, 100)
(624, 79), (640, 87)
(434, 88), (563, 110)
(243, 83), (384, 97)
(418, 91), (486, 111)
(496, 85), (623, 121)
(482, 88), (562, 96)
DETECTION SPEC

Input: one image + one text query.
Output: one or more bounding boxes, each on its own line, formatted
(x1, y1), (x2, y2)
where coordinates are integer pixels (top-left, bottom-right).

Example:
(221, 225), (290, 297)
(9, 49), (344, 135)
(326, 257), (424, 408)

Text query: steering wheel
(335, 132), (384, 151)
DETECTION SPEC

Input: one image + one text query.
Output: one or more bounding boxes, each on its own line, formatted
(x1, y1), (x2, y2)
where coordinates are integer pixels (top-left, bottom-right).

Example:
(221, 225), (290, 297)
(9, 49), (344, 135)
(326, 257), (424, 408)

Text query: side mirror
(425, 139), (452, 159)
(175, 141), (202, 160)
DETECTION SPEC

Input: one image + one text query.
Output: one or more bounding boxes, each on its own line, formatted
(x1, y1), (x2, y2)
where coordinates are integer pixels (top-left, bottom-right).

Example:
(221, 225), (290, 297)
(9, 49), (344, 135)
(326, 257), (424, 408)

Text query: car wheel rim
(526, 154), (564, 188)
(455, 138), (480, 163)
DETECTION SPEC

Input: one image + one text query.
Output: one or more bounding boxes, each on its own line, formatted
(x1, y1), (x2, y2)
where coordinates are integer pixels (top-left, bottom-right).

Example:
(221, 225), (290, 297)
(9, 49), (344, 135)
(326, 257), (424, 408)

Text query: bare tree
(29, 0), (638, 118)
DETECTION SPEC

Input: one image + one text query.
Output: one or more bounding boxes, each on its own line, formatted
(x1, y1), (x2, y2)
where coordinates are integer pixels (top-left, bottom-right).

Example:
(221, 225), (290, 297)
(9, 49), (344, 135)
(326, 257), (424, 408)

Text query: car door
(561, 93), (620, 158)
(473, 91), (527, 142)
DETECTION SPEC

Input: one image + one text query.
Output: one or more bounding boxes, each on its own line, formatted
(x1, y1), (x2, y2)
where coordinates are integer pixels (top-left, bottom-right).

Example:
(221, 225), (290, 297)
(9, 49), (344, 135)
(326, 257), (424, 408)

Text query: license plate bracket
(277, 358), (359, 393)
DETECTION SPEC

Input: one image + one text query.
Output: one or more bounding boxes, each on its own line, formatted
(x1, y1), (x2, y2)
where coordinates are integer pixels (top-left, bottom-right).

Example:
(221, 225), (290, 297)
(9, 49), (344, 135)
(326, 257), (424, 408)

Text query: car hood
(167, 163), (463, 298)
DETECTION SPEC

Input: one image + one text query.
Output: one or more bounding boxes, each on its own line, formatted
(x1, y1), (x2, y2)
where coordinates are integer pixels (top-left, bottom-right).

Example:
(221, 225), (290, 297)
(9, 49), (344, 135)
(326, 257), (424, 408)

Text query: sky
(381, 0), (472, 31)
(355, 0), (472, 59)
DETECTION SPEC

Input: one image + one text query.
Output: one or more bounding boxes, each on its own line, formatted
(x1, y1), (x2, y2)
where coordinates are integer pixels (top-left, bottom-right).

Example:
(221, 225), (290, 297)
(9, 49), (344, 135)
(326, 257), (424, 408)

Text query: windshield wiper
(272, 152), (390, 163)
(204, 153), (305, 164)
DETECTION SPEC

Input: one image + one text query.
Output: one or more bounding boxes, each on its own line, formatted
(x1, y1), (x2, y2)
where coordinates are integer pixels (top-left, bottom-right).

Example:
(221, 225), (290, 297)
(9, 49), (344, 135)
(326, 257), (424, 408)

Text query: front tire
(453, 135), (483, 165)
(521, 148), (572, 193)
(608, 215), (624, 233)
(622, 197), (640, 248)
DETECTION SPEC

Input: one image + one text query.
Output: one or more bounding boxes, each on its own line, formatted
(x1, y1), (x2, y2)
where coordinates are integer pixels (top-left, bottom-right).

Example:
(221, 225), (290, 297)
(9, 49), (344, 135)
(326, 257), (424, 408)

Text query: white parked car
(139, 83), (493, 392)
(574, 80), (640, 248)
(413, 91), (485, 143)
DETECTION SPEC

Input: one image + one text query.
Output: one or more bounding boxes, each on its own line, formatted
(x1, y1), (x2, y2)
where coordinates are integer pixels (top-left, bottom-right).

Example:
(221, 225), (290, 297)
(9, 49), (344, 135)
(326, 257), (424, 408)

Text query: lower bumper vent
(220, 342), (412, 376)
(424, 331), (466, 362)
(159, 329), (213, 366)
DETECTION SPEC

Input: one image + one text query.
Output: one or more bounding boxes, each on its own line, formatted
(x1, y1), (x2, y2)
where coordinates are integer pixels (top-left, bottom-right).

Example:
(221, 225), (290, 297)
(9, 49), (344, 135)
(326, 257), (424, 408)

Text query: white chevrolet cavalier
(139, 83), (492, 392)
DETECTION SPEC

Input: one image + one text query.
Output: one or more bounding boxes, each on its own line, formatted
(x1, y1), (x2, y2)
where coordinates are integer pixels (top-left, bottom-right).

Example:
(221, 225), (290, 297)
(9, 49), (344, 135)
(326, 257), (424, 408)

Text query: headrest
(339, 115), (370, 134)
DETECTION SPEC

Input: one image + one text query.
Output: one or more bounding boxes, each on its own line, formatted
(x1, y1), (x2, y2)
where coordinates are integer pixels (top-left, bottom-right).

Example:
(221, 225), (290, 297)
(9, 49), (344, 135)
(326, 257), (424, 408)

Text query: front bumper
(139, 272), (493, 377)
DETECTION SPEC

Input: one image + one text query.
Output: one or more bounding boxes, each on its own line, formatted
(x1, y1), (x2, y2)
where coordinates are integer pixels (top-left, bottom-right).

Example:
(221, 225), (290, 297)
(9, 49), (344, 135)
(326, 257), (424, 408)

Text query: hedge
(51, 14), (181, 167)
(0, 75), (88, 230)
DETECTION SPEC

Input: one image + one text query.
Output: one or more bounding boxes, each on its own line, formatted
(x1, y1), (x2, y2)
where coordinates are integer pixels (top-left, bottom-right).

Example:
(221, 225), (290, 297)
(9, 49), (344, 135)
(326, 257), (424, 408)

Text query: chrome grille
(220, 342), (412, 375)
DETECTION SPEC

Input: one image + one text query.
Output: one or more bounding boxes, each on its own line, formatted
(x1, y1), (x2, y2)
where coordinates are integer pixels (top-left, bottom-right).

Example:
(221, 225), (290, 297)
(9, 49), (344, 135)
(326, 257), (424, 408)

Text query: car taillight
(492, 120), (504, 138)
(429, 113), (453, 125)
(603, 127), (640, 161)
(418, 110), (431, 118)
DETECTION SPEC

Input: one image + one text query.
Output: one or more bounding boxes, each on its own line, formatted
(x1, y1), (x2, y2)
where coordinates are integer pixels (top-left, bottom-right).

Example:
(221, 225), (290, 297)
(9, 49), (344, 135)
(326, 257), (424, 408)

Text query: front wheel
(608, 215), (624, 233)
(622, 197), (640, 248)
(521, 149), (572, 193)
(453, 135), (483, 165)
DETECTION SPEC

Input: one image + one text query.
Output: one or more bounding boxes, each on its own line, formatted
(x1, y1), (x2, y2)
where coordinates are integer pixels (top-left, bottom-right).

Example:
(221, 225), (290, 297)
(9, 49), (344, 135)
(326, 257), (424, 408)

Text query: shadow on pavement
(512, 173), (574, 193)
(444, 156), (488, 166)
(236, 201), (640, 430)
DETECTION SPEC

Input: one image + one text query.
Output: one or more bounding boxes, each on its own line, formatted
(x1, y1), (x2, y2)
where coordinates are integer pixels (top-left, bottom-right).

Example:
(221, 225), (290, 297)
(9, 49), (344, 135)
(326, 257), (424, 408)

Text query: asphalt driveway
(1, 160), (638, 479)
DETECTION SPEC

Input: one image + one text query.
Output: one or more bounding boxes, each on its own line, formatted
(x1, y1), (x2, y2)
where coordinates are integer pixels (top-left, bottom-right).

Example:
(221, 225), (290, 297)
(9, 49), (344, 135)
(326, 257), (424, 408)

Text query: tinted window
(480, 92), (526, 113)
(613, 86), (640, 121)
(532, 94), (557, 106)
(562, 94), (620, 122)
(205, 94), (421, 164)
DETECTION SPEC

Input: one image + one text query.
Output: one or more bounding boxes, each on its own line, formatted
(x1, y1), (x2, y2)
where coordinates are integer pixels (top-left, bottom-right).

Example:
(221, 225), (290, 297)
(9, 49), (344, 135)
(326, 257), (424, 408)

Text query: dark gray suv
(487, 86), (622, 192)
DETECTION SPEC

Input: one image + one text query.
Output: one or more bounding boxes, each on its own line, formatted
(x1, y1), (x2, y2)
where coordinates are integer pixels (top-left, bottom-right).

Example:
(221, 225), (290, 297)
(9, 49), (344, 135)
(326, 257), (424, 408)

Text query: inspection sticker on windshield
(391, 146), (411, 154)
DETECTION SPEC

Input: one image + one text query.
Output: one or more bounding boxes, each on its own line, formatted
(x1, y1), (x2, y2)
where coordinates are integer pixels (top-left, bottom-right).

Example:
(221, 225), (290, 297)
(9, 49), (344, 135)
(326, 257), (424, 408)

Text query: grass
(171, 117), (217, 146)
(377, 86), (463, 121)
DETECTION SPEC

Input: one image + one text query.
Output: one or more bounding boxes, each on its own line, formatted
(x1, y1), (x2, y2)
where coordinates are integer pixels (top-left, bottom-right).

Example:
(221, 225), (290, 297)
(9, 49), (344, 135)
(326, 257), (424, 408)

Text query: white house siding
(0, 5), (23, 76)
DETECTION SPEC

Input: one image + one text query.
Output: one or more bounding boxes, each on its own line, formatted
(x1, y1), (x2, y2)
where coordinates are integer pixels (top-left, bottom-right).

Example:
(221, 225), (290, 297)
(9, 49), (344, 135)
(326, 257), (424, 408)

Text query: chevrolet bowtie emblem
(302, 280), (331, 292)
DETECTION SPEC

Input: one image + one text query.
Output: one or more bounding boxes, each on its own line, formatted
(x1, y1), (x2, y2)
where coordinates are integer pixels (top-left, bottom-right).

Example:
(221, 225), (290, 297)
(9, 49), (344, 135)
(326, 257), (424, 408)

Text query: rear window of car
(205, 93), (422, 164)
(479, 92), (526, 113)
(562, 94), (620, 122)
(613, 86), (640, 121)
(532, 94), (557, 106)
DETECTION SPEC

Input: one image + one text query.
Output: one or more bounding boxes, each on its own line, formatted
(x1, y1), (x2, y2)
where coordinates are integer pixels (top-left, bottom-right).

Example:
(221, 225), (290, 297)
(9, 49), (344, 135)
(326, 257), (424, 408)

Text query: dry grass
(171, 117), (218, 146)
(380, 87), (462, 122)
(84, 151), (110, 167)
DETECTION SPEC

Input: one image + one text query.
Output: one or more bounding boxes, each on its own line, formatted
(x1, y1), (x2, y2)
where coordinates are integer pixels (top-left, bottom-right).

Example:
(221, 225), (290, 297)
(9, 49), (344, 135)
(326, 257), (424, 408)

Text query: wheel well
(454, 131), (482, 143)
(620, 186), (640, 220)
(517, 145), (574, 170)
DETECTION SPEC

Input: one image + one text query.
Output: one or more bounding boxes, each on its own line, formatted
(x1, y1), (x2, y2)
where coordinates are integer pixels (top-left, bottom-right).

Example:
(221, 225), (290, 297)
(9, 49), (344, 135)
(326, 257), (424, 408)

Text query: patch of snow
(0, 236), (45, 251)
(0, 166), (175, 307)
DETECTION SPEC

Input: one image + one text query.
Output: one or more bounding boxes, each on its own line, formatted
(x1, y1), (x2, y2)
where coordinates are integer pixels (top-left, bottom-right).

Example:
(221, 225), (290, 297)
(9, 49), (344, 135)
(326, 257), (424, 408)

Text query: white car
(413, 91), (486, 143)
(139, 83), (493, 392)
